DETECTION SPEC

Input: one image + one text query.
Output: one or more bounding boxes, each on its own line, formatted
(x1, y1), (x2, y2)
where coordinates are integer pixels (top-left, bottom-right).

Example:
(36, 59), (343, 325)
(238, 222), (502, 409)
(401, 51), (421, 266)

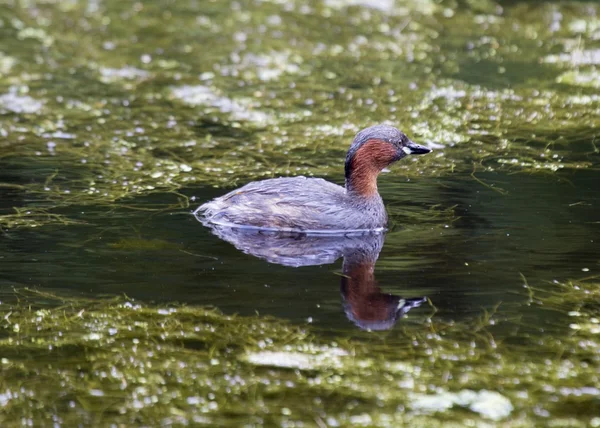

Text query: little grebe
(195, 124), (431, 233)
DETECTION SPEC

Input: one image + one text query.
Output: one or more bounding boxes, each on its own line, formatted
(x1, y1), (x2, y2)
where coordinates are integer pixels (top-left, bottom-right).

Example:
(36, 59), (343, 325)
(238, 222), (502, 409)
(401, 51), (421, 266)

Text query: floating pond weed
(0, 0), (598, 228)
(0, 283), (598, 426)
(0, 0), (599, 426)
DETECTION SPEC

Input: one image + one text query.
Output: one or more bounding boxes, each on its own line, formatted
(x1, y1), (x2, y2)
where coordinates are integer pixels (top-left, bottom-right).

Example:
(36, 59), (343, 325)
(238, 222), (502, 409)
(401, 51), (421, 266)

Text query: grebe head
(344, 125), (431, 197)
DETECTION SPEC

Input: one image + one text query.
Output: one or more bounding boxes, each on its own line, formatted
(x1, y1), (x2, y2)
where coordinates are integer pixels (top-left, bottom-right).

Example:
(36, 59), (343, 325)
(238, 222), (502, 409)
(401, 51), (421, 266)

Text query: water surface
(1, 0), (599, 426)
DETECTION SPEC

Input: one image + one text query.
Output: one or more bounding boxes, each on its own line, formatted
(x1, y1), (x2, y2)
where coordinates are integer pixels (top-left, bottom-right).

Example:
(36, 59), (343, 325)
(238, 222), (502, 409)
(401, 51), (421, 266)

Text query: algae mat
(0, 0), (599, 426)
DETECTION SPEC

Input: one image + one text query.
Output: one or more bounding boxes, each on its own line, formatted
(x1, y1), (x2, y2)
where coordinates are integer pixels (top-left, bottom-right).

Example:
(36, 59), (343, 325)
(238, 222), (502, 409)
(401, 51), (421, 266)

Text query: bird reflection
(198, 220), (426, 330)
(340, 245), (426, 331)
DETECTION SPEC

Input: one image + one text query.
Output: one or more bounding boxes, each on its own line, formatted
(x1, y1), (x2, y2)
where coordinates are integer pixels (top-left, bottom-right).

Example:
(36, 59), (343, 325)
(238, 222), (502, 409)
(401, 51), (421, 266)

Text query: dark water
(1, 0), (600, 423)
(3, 165), (597, 334)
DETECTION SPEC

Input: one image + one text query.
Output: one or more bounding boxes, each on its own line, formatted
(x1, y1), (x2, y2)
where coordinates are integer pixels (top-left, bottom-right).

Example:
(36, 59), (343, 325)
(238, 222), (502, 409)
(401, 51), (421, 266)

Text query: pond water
(1, 0), (599, 426)
(2, 169), (598, 331)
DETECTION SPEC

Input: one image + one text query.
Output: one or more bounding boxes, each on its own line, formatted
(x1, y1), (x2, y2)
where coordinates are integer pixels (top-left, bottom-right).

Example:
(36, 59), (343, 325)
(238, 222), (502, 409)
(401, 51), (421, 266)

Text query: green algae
(0, 279), (599, 426)
(0, 0), (598, 228)
(0, 207), (87, 229)
(0, 0), (598, 425)
(107, 237), (183, 251)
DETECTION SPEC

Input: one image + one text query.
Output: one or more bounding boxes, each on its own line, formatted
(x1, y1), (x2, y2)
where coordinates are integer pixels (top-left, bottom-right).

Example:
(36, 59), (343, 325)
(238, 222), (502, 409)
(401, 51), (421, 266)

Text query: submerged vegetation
(0, 279), (599, 426)
(0, 0), (599, 425)
(0, 0), (599, 228)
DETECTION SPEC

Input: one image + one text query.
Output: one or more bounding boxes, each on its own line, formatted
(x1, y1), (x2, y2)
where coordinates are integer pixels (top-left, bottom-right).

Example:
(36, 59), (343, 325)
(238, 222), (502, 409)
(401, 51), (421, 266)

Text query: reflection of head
(340, 251), (426, 331)
(342, 287), (426, 331)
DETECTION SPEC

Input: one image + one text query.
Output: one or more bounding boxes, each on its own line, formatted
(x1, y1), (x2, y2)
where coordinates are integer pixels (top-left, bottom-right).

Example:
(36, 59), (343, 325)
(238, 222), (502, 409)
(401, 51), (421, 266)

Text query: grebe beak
(402, 140), (432, 155)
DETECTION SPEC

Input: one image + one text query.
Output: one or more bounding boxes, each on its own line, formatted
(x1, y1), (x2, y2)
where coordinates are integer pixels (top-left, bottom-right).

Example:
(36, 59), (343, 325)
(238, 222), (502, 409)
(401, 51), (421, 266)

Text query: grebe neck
(345, 139), (397, 198)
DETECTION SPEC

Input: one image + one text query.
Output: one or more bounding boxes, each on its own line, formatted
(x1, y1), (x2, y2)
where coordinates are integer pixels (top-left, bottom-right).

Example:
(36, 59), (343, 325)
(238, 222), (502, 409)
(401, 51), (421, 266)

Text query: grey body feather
(196, 176), (387, 232)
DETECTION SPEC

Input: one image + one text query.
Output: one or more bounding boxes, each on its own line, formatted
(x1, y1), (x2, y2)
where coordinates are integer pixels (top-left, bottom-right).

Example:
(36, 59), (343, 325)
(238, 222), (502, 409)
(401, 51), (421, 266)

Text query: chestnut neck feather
(345, 139), (397, 198)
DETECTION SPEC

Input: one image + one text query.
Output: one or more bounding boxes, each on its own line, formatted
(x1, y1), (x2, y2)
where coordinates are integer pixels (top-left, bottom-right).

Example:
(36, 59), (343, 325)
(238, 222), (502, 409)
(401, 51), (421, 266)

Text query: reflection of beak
(397, 296), (427, 313)
(402, 140), (432, 155)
